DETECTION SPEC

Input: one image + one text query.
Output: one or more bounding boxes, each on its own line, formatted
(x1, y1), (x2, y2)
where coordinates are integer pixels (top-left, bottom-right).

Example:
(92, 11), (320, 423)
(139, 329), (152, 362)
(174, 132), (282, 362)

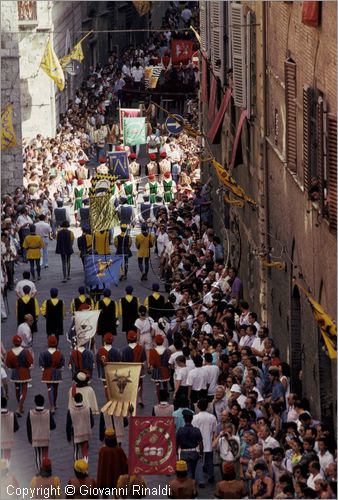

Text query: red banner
(302, 1), (320, 27)
(119, 108), (141, 132)
(230, 109), (248, 168)
(201, 52), (208, 103)
(128, 417), (176, 475)
(207, 88), (232, 144)
(171, 39), (193, 63)
(207, 75), (218, 123)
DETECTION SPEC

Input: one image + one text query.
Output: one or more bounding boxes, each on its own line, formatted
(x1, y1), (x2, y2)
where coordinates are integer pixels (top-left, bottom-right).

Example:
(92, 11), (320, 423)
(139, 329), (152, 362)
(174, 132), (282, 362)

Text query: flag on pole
(123, 117), (146, 146)
(295, 281), (337, 359)
(190, 25), (202, 46)
(119, 108), (141, 131)
(171, 39), (193, 63)
(74, 310), (100, 346)
(212, 159), (257, 206)
(144, 65), (163, 89)
(60, 42), (84, 68)
(1, 104), (17, 150)
(108, 151), (130, 179)
(84, 254), (123, 286)
(40, 39), (65, 91)
(133, 1), (152, 16)
(89, 194), (119, 232)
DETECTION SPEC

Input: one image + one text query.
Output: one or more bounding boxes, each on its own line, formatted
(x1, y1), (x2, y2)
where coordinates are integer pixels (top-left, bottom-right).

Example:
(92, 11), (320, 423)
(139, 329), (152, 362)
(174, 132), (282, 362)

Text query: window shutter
(199, 0), (208, 53)
(303, 84), (311, 190)
(210, 1), (224, 85)
(231, 3), (246, 108)
(327, 114), (337, 231)
(285, 60), (297, 172)
(316, 96), (324, 211)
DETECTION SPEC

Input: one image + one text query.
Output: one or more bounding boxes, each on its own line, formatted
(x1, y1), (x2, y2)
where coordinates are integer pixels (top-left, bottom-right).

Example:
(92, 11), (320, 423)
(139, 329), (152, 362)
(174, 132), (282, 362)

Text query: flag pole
(75, 29), (94, 46)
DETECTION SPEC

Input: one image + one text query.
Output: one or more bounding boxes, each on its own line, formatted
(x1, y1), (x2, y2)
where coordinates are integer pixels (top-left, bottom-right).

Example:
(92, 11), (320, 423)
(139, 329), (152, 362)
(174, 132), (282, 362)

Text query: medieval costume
(66, 393), (94, 461)
(5, 336), (33, 415)
(95, 289), (118, 337)
(40, 288), (65, 340)
(39, 336), (64, 412)
(162, 171), (176, 203)
(121, 330), (146, 406)
(68, 372), (99, 416)
(119, 286), (140, 333)
(114, 226), (132, 280)
(144, 283), (166, 322)
(68, 346), (94, 379)
(149, 335), (171, 401)
(96, 429), (128, 489)
(144, 173), (159, 204)
(0, 404), (19, 464)
(16, 292), (39, 333)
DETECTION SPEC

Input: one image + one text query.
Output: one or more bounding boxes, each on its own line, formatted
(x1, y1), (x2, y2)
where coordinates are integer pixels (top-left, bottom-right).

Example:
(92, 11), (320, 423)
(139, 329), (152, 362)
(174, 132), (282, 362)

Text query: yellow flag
(133, 1), (151, 16)
(224, 194), (244, 207)
(295, 281), (337, 359)
(1, 104), (17, 150)
(40, 39), (65, 91)
(190, 25), (202, 46)
(213, 160), (257, 206)
(261, 259), (285, 270)
(60, 42), (84, 68)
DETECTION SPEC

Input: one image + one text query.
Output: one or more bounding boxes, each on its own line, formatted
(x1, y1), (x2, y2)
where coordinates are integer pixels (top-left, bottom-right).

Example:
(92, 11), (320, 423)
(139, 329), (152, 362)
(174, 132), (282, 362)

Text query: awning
(302, 1), (320, 27)
(201, 51), (208, 103)
(207, 75), (218, 123)
(207, 88), (232, 144)
(230, 109), (248, 168)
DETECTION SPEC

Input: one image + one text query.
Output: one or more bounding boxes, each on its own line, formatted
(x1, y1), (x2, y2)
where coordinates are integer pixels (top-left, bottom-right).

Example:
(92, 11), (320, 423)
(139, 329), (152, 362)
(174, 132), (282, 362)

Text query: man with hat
(79, 198), (90, 232)
(39, 335), (64, 413)
(113, 225), (132, 280)
(40, 288), (65, 342)
(66, 459), (98, 499)
(77, 227), (93, 267)
(229, 384), (247, 409)
(5, 336), (33, 416)
(168, 460), (197, 498)
(66, 392), (94, 462)
(148, 335), (171, 401)
(121, 331), (147, 407)
(135, 224), (155, 281)
(144, 173), (160, 204)
(96, 428), (128, 491)
(128, 152), (140, 192)
(146, 154), (158, 178)
(16, 284), (39, 334)
(159, 151), (171, 182)
(26, 394), (56, 471)
(144, 283), (166, 322)
(30, 457), (61, 496)
(138, 194), (153, 225)
(22, 224), (45, 281)
(152, 193), (168, 220)
(71, 286), (94, 314)
(162, 171), (176, 203)
(176, 411), (203, 480)
(117, 195), (135, 227)
(68, 372), (99, 415)
(121, 176), (137, 206)
(95, 289), (119, 338)
(68, 340), (95, 379)
(93, 229), (111, 255)
(1, 397), (19, 465)
(96, 333), (121, 390)
(119, 286), (140, 335)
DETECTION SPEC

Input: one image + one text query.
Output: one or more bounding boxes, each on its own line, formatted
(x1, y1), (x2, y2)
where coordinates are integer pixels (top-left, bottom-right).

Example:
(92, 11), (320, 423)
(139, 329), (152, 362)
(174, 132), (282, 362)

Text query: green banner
(123, 117), (146, 146)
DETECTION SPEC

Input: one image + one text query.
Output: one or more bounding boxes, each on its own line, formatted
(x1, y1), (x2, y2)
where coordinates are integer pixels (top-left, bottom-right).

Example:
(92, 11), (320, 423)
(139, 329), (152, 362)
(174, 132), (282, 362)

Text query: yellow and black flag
(60, 42), (84, 69)
(1, 104), (17, 150)
(40, 39), (65, 91)
(133, 1), (152, 16)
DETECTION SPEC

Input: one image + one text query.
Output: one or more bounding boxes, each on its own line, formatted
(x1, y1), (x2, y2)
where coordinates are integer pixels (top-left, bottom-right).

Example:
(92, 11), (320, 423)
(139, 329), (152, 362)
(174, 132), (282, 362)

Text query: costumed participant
(0, 397), (19, 465)
(70, 286), (94, 313)
(96, 333), (121, 394)
(77, 228), (92, 267)
(66, 460), (98, 499)
(39, 336), (64, 413)
(5, 335), (33, 416)
(138, 194), (153, 225)
(128, 153), (140, 193)
(168, 460), (197, 499)
(96, 156), (109, 174)
(26, 394), (56, 471)
(74, 180), (85, 227)
(119, 285), (140, 336)
(0, 459), (19, 500)
(162, 171), (176, 203)
(152, 389), (174, 417)
(16, 284), (39, 334)
(152, 194), (167, 221)
(55, 220), (74, 283)
(121, 177), (136, 206)
(116, 474), (147, 499)
(68, 372), (99, 416)
(144, 283), (166, 322)
(146, 153), (158, 178)
(121, 330), (146, 407)
(96, 428), (128, 491)
(76, 160), (89, 182)
(66, 393), (94, 462)
(144, 173), (159, 203)
(117, 196), (135, 227)
(68, 343), (95, 379)
(22, 224), (45, 282)
(95, 289), (118, 339)
(159, 151), (171, 182)
(79, 198), (90, 231)
(135, 223), (155, 281)
(113, 225), (132, 280)
(40, 288), (65, 343)
(149, 336), (171, 402)
(30, 458), (61, 497)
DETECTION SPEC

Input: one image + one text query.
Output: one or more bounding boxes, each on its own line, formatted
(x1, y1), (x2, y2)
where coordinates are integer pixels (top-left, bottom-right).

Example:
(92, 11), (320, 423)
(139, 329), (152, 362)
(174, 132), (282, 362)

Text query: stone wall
(1, 1), (24, 194)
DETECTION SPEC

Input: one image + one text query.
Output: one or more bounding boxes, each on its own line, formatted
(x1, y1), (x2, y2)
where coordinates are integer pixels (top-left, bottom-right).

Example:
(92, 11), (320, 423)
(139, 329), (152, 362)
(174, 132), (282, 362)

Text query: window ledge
(18, 20), (38, 28)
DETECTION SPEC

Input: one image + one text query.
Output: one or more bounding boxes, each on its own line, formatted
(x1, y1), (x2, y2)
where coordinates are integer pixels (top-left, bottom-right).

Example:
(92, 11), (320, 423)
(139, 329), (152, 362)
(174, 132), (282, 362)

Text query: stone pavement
(2, 175), (219, 500)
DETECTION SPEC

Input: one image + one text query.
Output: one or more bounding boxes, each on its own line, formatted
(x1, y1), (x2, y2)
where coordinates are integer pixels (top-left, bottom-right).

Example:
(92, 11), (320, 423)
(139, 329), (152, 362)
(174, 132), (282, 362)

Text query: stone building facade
(1, 1), (24, 194)
(200, 1), (337, 425)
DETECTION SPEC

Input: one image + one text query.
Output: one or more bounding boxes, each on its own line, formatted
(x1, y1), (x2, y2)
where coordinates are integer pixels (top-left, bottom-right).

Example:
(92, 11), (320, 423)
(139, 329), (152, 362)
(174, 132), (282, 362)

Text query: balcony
(18, 1), (38, 27)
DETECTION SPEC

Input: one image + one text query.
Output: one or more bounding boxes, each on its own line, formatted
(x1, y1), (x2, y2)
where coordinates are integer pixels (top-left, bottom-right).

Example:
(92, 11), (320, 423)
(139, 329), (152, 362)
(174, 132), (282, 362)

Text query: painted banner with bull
(101, 362), (142, 417)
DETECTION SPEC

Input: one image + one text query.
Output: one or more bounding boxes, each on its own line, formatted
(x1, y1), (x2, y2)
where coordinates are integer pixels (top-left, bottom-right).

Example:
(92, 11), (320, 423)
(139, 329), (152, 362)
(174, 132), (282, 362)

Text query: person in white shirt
(131, 62), (144, 87)
(15, 271), (37, 298)
(248, 312), (261, 333)
(239, 325), (257, 349)
(187, 355), (207, 404)
(35, 215), (51, 268)
(17, 314), (33, 350)
(134, 306), (154, 365)
(192, 398), (217, 485)
(251, 327), (269, 361)
(229, 384), (247, 409)
(197, 312), (212, 335)
(238, 301), (251, 326)
(173, 355), (189, 401)
(202, 353), (220, 401)
(258, 425), (280, 450)
(307, 461), (324, 490)
(317, 438), (334, 472)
